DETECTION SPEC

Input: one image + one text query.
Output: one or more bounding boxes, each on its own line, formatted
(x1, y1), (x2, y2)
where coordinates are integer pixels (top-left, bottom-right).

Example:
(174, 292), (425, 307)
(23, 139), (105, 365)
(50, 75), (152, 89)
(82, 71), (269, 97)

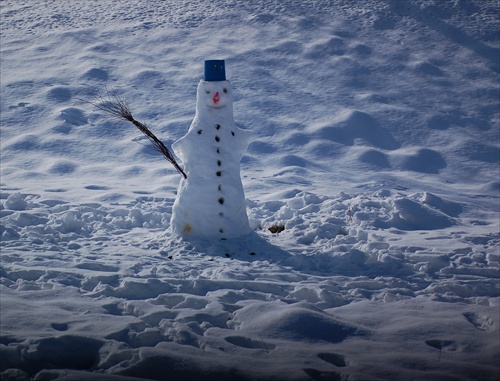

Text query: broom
(88, 92), (187, 179)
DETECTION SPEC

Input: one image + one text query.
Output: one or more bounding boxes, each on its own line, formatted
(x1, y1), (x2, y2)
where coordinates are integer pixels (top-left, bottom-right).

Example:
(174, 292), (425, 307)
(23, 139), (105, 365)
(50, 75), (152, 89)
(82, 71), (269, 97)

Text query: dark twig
(86, 91), (187, 179)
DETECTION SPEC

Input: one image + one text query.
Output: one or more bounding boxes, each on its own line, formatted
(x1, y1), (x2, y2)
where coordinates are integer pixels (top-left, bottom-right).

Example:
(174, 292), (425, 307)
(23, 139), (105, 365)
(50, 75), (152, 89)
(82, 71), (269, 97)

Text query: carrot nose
(213, 92), (220, 104)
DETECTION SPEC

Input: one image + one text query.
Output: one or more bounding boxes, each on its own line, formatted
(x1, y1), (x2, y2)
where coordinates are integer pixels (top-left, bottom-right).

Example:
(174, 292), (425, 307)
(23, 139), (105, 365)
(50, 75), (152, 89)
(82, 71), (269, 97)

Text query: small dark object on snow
(88, 91), (187, 179)
(268, 224), (285, 234)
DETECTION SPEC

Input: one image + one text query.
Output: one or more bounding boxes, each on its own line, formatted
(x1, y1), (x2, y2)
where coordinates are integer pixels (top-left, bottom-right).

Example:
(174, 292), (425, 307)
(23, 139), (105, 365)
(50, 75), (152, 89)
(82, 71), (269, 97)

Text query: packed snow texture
(171, 79), (254, 239)
(1, 1), (499, 380)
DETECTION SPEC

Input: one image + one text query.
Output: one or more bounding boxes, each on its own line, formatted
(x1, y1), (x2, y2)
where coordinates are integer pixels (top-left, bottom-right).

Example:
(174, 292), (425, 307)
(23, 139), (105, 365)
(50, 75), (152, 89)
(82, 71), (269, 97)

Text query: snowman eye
(205, 89), (211, 94)
(223, 88), (228, 93)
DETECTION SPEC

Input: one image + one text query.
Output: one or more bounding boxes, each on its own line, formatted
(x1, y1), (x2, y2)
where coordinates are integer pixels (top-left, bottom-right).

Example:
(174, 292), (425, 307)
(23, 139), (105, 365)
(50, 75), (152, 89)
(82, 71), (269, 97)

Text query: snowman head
(198, 80), (232, 109)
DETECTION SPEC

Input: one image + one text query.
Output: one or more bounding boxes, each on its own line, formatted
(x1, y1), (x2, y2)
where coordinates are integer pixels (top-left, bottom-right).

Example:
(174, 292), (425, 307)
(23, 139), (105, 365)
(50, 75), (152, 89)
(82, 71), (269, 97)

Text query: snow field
(1, 0), (499, 380)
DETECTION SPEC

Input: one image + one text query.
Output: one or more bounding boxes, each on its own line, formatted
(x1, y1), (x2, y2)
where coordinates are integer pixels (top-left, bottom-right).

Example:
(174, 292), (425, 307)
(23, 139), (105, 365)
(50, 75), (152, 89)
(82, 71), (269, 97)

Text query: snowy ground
(1, 1), (499, 380)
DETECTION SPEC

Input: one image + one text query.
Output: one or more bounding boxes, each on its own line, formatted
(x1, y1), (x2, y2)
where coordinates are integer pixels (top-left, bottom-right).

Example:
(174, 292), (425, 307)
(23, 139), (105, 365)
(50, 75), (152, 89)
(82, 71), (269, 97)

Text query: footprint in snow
(8, 102), (31, 109)
(46, 87), (71, 102)
(463, 312), (495, 332)
(425, 339), (462, 362)
(50, 322), (69, 331)
(425, 339), (459, 352)
(318, 352), (347, 367)
(82, 67), (109, 81)
(102, 302), (124, 316)
(59, 107), (88, 126)
(84, 185), (110, 191)
(49, 160), (78, 175)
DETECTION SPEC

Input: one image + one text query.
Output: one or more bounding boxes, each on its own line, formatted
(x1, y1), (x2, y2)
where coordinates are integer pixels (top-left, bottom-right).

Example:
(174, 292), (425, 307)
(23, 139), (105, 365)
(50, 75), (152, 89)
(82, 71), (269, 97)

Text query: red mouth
(213, 92), (220, 104)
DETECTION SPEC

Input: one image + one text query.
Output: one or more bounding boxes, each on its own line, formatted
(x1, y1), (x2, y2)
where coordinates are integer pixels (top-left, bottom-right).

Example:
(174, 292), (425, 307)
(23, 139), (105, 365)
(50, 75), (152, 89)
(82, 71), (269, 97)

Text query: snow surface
(1, 0), (499, 380)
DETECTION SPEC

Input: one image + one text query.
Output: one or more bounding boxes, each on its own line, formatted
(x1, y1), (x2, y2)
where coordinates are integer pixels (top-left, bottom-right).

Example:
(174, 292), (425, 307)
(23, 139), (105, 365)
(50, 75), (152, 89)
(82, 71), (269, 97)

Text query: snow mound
(230, 301), (365, 342)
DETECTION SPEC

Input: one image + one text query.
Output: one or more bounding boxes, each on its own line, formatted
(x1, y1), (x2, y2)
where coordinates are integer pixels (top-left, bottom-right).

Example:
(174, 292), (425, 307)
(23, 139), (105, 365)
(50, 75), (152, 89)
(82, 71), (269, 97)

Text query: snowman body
(170, 79), (254, 239)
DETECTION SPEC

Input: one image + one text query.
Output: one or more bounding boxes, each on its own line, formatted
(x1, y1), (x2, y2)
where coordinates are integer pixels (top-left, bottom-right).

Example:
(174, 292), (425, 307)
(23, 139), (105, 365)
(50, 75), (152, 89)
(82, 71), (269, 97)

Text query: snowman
(170, 60), (255, 240)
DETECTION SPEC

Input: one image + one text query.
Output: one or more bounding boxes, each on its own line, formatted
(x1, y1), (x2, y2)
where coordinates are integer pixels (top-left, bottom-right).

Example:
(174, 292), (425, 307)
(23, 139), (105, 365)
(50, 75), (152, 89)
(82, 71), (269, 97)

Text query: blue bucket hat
(204, 60), (226, 81)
